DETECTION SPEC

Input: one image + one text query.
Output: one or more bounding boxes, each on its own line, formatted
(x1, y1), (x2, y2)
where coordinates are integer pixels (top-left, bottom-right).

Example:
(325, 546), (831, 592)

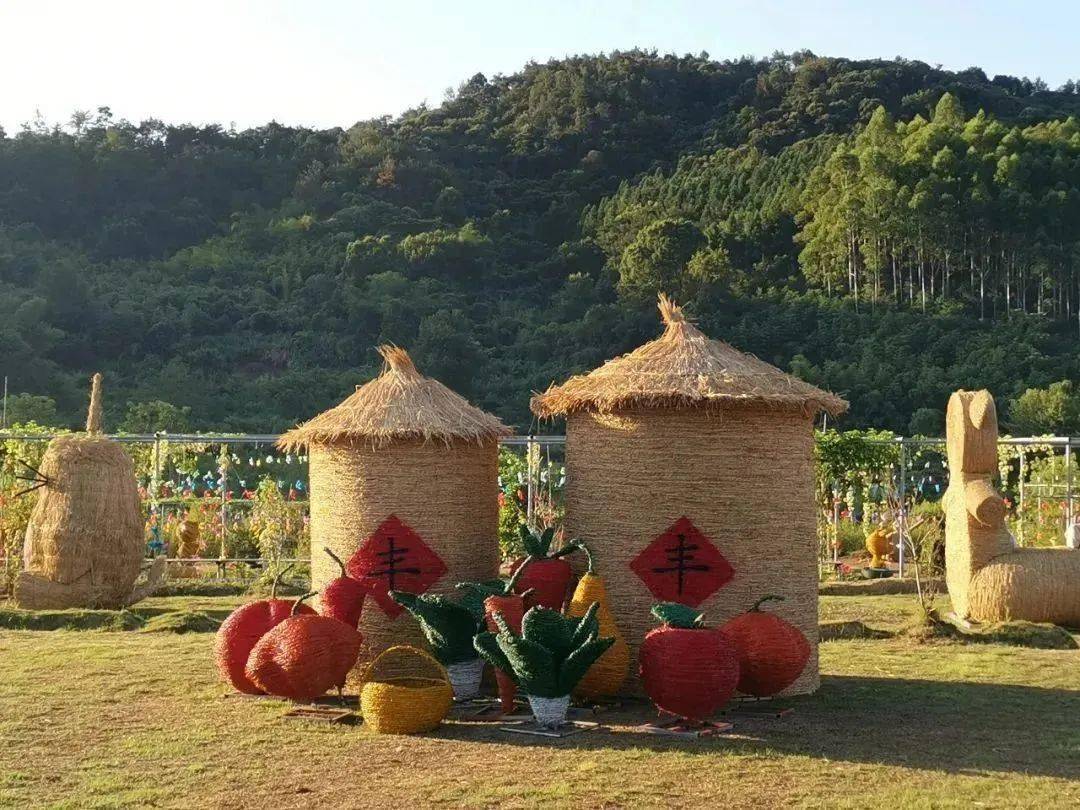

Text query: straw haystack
(279, 346), (510, 664)
(16, 374), (149, 610)
(532, 295), (847, 695)
(944, 390), (1080, 625)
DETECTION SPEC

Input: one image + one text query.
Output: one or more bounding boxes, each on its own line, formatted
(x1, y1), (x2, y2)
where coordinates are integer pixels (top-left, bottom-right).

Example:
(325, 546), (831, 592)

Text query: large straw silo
(278, 346), (510, 662)
(531, 296), (847, 695)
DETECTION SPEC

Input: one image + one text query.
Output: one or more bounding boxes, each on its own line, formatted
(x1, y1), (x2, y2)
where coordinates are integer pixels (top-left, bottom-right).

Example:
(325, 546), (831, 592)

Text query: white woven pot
(447, 658), (485, 700)
(528, 694), (570, 728)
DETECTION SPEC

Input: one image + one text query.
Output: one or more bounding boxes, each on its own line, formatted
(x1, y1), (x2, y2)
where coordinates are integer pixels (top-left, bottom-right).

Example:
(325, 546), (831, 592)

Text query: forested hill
(3, 51), (1080, 436)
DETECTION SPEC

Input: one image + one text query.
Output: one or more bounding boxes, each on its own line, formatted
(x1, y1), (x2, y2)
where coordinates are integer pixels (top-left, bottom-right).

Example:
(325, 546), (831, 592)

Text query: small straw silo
(17, 373), (145, 610)
(531, 296), (847, 695)
(278, 346), (510, 663)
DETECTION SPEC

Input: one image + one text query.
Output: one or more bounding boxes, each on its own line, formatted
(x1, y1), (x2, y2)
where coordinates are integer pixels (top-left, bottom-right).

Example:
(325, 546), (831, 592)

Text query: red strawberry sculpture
(320, 547), (366, 628)
(720, 595), (810, 697)
(511, 525), (579, 611)
(214, 564), (315, 694)
(639, 602), (740, 721)
(245, 592), (363, 702)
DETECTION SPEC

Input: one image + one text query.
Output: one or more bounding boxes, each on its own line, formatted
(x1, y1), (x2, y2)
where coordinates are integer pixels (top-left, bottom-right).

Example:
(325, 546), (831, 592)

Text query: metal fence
(2, 431), (1076, 580)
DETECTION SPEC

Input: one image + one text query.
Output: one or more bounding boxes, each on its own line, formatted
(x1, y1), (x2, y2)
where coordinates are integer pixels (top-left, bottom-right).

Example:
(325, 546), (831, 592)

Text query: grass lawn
(1, 594), (1078, 809)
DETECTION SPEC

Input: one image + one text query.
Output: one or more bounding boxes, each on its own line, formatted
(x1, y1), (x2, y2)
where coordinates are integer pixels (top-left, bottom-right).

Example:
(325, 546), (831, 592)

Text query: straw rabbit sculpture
(944, 390), (1080, 625)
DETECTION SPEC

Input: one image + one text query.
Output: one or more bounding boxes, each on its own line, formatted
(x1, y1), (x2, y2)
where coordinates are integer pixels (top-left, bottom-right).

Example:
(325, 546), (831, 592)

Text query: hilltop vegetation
(2, 51), (1079, 434)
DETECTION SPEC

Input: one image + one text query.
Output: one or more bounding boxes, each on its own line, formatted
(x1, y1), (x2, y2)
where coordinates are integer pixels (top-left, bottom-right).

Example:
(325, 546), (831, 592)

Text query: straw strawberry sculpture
(720, 595), (810, 697)
(511, 524), (579, 610)
(245, 592), (363, 702)
(320, 547), (367, 629)
(214, 564), (315, 694)
(639, 602), (740, 721)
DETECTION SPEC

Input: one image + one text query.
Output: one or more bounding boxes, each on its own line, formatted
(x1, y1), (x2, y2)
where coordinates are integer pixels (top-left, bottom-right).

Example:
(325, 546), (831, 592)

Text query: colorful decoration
(319, 547), (367, 629)
(720, 595), (810, 697)
(630, 517), (733, 606)
(510, 524), (579, 610)
(213, 565), (316, 694)
(360, 645), (454, 735)
(567, 542), (629, 699)
(245, 592), (363, 702)
(639, 602), (740, 721)
(474, 603), (614, 728)
(346, 515), (447, 617)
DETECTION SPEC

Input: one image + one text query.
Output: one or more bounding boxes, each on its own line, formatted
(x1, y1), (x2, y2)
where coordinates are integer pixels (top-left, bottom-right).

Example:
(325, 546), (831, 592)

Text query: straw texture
(278, 346), (510, 450)
(639, 626), (740, 721)
(532, 295), (847, 419)
(307, 437), (501, 667)
(17, 374), (144, 610)
(567, 573), (630, 699)
(720, 603), (811, 697)
(562, 406), (821, 696)
(945, 389), (1080, 624)
(360, 645), (453, 734)
(283, 345), (504, 672)
(245, 612), (363, 702)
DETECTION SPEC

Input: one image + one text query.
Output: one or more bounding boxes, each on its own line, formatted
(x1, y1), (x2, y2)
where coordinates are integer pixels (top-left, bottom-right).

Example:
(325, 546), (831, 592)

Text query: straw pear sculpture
(944, 390), (1080, 625)
(16, 374), (157, 610)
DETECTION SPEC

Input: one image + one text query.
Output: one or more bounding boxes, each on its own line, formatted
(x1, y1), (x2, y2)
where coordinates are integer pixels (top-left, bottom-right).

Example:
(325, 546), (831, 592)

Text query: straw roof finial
(86, 373), (104, 434)
(278, 345), (511, 450)
(657, 293), (686, 326)
(531, 296), (848, 419)
(378, 344), (419, 376)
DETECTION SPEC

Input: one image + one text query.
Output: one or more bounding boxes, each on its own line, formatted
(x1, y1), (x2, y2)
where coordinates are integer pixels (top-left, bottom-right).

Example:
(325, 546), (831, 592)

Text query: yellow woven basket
(360, 645), (454, 735)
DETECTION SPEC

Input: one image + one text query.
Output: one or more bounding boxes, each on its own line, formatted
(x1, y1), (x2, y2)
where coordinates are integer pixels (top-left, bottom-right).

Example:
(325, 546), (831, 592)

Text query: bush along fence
(1, 426), (1075, 591)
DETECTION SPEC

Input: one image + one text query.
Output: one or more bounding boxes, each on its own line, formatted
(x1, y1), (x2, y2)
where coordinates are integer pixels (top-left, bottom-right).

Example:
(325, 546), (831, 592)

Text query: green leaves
(651, 601), (705, 629)
(390, 591), (482, 665)
(518, 524), (556, 558)
(473, 631), (515, 684)
(558, 636), (615, 695)
(473, 602), (613, 698)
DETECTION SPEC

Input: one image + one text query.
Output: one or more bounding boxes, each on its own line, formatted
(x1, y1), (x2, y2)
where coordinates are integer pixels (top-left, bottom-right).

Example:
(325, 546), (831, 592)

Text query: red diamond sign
(630, 516), (733, 606)
(346, 515), (447, 617)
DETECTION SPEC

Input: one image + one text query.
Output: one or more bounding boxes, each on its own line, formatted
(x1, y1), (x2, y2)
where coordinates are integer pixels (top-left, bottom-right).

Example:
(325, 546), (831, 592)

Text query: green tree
(119, 400), (192, 434)
(1009, 381), (1080, 435)
(617, 218), (705, 298)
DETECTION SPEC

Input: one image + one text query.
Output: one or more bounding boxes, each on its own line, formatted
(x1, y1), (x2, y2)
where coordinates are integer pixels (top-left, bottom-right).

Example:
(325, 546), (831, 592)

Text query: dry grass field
(1, 593), (1078, 809)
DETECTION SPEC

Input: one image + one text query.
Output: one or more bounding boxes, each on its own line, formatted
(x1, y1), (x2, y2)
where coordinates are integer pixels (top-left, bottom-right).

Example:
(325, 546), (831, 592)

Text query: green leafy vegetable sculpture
(389, 591), (485, 699)
(473, 602), (614, 727)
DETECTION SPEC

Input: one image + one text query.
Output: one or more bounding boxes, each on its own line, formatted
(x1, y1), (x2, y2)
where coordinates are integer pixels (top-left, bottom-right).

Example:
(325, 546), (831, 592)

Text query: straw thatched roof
(531, 295), (848, 419)
(278, 346), (511, 450)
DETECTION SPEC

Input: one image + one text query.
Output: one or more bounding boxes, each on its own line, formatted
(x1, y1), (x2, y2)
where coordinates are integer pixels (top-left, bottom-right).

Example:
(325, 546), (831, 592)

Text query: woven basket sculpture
(279, 346), (510, 672)
(944, 390), (1080, 624)
(17, 374), (149, 609)
(360, 645), (454, 734)
(532, 295), (847, 696)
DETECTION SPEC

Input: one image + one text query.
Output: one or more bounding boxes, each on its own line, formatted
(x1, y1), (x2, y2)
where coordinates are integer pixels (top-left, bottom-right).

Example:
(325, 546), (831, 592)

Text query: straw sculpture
(278, 345), (510, 667)
(360, 645), (454, 734)
(532, 295), (846, 695)
(944, 390), (1080, 625)
(16, 374), (151, 610)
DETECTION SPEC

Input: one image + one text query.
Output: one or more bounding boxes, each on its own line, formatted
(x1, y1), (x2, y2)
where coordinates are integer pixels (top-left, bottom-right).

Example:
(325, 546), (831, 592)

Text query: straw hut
(17, 374), (146, 610)
(531, 296), (847, 695)
(278, 346), (510, 663)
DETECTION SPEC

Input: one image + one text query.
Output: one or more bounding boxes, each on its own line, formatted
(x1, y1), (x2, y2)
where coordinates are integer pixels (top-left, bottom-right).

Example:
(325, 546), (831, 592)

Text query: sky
(1, 0), (1077, 133)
